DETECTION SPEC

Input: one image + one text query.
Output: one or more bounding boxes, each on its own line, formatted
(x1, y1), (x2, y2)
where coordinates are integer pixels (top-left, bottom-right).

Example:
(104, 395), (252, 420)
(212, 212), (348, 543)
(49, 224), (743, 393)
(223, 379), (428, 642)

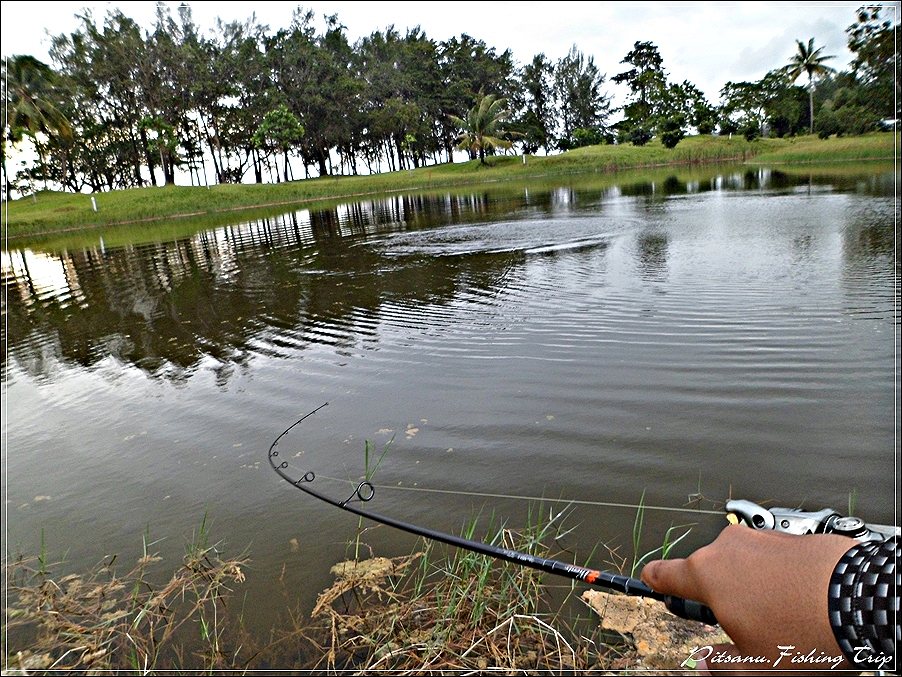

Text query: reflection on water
(4, 167), (893, 383)
(3, 205), (522, 382)
(2, 165), (897, 638)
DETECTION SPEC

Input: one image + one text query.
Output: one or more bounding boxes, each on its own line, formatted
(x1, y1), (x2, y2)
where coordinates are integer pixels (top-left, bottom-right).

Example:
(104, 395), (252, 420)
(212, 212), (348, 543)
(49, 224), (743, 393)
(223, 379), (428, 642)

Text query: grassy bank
(4, 506), (714, 673)
(4, 132), (896, 241)
(4, 519), (252, 674)
(746, 132), (898, 164)
(2, 515), (600, 673)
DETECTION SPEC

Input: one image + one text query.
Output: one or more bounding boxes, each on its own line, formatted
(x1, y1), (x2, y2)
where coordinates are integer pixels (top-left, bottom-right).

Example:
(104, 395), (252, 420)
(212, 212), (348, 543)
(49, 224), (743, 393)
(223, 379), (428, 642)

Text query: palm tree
(784, 39), (836, 134)
(449, 92), (514, 165)
(3, 55), (72, 196)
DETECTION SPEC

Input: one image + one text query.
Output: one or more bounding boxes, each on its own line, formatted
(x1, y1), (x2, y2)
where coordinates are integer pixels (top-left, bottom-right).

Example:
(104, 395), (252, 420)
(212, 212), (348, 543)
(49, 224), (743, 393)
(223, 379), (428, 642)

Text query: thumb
(641, 557), (701, 602)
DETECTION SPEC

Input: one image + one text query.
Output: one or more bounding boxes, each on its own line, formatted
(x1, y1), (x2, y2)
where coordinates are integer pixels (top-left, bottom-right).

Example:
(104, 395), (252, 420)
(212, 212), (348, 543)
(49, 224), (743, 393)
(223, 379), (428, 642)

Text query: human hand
(641, 524), (856, 674)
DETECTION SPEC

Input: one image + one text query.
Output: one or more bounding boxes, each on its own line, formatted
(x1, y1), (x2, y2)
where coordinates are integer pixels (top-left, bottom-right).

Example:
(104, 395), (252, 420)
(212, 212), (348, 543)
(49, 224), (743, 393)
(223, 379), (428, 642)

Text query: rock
(582, 590), (729, 671)
(330, 556), (402, 580)
(9, 651), (53, 674)
(313, 554), (421, 618)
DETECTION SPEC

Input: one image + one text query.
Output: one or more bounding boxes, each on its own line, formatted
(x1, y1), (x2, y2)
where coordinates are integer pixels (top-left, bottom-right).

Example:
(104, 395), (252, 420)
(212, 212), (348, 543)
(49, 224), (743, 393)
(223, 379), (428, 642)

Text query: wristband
(827, 537), (898, 672)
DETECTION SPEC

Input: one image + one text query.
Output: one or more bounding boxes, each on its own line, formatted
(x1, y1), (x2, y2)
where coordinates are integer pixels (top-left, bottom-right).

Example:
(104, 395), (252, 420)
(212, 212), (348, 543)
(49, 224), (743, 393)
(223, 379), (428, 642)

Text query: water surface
(3, 164), (897, 634)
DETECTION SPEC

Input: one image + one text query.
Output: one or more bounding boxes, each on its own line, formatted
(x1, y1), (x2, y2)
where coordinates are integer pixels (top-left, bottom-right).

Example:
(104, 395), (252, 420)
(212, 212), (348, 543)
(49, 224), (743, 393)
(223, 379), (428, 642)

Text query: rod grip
(664, 595), (718, 625)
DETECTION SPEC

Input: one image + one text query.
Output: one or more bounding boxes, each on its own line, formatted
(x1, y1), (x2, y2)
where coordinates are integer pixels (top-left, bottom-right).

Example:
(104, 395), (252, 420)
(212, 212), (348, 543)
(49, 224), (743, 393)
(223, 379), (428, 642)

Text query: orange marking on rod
(585, 570), (599, 583)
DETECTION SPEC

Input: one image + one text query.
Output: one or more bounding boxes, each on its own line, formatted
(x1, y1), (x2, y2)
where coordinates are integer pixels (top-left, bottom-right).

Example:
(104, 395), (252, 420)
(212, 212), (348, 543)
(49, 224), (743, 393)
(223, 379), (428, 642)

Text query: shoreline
(4, 133), (897, 243)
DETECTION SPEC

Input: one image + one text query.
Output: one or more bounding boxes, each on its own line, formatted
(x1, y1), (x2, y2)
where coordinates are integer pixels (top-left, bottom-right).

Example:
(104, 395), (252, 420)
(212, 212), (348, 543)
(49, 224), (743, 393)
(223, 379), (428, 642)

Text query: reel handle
(665, 595), (718, 625)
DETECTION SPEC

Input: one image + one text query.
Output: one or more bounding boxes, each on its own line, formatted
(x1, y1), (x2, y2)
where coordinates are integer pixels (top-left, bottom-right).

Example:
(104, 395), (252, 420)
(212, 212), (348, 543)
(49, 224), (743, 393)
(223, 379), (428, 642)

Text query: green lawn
(3, 132), (896, 241)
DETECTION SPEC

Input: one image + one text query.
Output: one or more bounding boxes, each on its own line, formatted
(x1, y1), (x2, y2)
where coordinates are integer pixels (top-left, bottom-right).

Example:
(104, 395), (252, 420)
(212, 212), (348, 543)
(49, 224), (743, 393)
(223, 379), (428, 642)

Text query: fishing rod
(267, 403), (718, 625)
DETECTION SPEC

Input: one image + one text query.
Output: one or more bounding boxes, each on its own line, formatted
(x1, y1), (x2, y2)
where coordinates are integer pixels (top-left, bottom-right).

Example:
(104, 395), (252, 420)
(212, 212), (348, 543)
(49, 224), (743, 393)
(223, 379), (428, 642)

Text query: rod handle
(664, 595), (718, 625)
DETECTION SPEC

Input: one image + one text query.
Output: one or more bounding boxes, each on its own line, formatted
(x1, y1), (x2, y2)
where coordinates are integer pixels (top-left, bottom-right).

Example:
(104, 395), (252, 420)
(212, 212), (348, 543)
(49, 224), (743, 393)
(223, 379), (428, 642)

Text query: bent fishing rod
(267, 403), (718, 625)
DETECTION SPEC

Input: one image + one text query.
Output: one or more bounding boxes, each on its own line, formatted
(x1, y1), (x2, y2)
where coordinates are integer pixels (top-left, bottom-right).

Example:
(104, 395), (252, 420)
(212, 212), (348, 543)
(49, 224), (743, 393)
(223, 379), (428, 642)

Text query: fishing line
(268, 403), (718, 625)
(313, 473), (723, 516)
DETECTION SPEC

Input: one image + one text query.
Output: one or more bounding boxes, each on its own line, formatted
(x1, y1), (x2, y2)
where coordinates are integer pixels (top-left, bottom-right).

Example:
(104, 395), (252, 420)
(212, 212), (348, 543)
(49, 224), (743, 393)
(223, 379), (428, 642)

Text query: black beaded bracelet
(827, 536), (899, 672)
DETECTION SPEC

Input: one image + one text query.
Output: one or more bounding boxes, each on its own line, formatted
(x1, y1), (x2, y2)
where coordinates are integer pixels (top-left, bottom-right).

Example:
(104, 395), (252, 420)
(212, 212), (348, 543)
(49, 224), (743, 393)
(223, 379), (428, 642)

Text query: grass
(4, 495), (698, 673)
(746, 132), (898, 164)
(302, 497), (702, 674)
(628, 491), (694, 578)
(848, 488), (858, 517)
(4, 509), (604, 673)
(304, 506), (606, 673)
(4, 132), (896, 241)
(4, 516), (251, 674)
(297, 478), (699, 674)
(350, 436), (394, 561)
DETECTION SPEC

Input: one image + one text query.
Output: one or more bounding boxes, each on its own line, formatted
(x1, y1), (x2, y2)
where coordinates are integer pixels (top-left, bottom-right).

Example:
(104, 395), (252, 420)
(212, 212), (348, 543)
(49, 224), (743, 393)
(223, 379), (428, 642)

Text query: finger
(640, 557), (699, 601)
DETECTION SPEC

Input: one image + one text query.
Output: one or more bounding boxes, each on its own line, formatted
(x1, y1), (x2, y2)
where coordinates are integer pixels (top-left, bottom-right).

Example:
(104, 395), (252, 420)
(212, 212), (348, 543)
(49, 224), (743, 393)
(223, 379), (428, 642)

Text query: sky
(1, 1), (894, 104)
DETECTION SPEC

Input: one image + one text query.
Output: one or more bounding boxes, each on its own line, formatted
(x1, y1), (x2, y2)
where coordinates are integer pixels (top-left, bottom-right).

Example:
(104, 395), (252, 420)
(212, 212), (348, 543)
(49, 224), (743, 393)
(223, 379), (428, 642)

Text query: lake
(2, 163), (897, 639)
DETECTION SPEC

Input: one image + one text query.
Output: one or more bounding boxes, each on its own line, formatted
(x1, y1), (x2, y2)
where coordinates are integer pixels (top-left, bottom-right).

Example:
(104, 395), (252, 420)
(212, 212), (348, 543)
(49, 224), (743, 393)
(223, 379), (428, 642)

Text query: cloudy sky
(0, 1), (888, 103)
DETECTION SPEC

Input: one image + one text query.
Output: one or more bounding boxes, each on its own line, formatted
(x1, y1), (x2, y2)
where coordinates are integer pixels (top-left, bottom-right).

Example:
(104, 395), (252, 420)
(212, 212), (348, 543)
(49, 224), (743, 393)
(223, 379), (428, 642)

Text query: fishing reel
(725, 499), (900, 542)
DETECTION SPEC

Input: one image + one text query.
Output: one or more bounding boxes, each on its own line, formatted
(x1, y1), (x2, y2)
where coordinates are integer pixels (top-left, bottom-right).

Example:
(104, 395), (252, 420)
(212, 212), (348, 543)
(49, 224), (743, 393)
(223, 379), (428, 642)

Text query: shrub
(741, 121), (760, 142)
(660, 115), (687, 149)
(628, 125), (653, 146)
(834, 104), (878, 136)
(815, 106), (839, 139)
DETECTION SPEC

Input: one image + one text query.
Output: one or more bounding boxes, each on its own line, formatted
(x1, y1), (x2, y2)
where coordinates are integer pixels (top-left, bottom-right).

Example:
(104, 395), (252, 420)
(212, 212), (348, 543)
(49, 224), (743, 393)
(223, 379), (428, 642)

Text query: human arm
(640, 525), (895, 672)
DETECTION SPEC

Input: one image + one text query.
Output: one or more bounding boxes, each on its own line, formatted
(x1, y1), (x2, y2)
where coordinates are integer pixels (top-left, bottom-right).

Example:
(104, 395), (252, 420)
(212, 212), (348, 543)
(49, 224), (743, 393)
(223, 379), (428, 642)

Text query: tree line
(2, 4), (897, 196)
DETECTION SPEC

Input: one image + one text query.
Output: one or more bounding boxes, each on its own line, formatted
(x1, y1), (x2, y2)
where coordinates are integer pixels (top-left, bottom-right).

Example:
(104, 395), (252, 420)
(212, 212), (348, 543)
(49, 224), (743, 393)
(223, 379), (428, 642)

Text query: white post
(196, 116), (210, 189)
(91, 196), (98, 212)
